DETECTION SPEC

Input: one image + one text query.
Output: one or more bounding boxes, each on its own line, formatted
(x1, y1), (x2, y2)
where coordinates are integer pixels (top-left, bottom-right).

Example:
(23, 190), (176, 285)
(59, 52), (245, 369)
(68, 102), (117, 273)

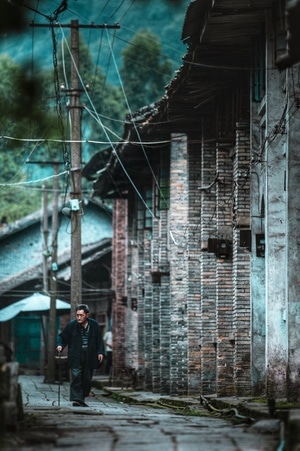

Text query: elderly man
(56, 304), (105, 407)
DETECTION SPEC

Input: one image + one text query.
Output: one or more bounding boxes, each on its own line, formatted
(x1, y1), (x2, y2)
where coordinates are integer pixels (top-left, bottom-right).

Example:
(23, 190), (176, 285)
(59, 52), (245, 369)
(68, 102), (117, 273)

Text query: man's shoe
(80, 401), (89, 407)
(72, 400), (89, 407)
(72, 401), (81, 407)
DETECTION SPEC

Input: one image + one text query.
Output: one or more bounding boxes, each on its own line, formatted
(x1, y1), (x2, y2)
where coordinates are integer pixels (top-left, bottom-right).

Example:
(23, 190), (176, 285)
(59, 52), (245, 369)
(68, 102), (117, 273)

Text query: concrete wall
(286, 69), (300, 401)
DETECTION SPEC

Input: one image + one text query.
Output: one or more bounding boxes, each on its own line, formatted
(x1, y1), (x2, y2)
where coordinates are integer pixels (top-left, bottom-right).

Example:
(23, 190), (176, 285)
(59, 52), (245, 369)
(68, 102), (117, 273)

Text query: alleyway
(1, 375), (280, 450)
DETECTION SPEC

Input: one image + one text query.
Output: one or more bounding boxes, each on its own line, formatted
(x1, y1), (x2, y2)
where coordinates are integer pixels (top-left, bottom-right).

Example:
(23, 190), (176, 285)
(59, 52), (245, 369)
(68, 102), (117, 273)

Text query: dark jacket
(57, 318), (105, 370)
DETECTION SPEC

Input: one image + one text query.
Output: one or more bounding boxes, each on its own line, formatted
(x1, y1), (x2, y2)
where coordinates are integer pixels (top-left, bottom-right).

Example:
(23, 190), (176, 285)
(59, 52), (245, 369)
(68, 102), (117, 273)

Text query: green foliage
(0, 150), (41, 223)
(0, 55), (60, 222)
(0, 3), (182, 222)
(0, 34), (128, 222)
(0, 187), (42, 224)
(120, 29), (173, 111)
(57, 32), (127, 160)
(0, 56), (59, 142)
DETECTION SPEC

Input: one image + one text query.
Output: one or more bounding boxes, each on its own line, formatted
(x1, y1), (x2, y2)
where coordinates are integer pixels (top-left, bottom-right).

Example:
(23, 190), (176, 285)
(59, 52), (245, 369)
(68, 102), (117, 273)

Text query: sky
(0, 0), (188, 85)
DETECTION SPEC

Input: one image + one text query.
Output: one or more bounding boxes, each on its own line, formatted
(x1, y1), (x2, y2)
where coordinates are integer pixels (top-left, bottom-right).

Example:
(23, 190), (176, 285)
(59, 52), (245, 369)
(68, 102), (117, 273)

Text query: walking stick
(58, 351), (61, 407)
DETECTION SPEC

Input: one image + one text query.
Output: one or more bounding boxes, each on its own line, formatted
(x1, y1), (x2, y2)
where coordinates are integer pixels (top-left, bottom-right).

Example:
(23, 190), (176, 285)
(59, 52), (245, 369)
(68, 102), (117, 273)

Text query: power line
(0, 170), (69, 187)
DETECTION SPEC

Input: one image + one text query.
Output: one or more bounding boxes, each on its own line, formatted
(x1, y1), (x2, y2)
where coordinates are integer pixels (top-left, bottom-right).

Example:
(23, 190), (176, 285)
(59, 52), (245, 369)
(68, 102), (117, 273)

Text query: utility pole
(69, 19), (82, 315)
(31, 19), (120, 317)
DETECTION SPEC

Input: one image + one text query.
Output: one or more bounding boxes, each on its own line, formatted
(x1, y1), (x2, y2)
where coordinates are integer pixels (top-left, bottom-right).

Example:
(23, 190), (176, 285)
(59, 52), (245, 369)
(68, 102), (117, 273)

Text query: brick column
(112, 198), (128, 378)
(187, 139), (202, 394)
(199, 120), (217, 394)
(233, 122), (251, 395)
(169, 133), (189, 395)
(142, 232), (153, 390)
(216, 135), (234, 396)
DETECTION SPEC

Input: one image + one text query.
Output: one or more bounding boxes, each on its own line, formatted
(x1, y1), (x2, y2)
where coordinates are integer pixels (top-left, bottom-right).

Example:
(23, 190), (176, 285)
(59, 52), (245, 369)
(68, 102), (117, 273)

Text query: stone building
(84, 0), (300, 399)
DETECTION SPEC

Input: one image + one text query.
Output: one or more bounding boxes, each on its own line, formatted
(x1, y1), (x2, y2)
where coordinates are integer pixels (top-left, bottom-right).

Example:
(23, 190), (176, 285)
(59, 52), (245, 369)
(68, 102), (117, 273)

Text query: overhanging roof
(84, 0), (276, 198)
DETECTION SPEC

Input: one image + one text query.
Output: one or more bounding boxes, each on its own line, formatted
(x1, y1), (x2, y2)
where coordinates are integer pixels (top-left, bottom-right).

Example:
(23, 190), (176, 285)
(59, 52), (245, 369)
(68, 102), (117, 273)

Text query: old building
(84, 0), (300, 399)
(0, 199), (112, 369)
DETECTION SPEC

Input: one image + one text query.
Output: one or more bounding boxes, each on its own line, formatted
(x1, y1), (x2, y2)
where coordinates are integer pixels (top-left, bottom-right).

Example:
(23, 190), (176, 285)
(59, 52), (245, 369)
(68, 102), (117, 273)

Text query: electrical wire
(4, 1), (299, 248)
(57, 24), (158, 218)
(93, 0), (111, 22)
(114, 0), (136, 23)
(104, 27), (169, 209)
(105, 0), (127, 22)
(0, 135), (171, 146)
(0, 170), (69, 187)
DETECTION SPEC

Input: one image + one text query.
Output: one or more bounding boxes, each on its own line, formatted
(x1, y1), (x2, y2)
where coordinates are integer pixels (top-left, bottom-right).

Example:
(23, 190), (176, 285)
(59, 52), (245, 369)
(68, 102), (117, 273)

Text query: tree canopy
(0, 24), (173, 222)
(121, 29), (173, 112)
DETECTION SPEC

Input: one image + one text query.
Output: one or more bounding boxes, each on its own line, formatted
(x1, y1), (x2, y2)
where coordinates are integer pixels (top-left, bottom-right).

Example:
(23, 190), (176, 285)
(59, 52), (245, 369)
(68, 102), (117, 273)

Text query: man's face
(76, 309), (88, 324)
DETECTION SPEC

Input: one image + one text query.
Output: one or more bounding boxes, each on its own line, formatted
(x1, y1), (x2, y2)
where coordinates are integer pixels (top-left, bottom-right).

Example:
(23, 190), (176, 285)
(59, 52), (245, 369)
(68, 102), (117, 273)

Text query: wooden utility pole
(31, 19), (120, 319)
(69, 19), (82, 316)
(47, 163), (59, 382)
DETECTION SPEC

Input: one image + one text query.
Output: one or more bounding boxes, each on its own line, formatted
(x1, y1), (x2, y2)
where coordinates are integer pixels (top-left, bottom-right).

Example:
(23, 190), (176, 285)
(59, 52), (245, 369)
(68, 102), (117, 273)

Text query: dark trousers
(70, 348), (92, 402)
(105, 351), (112, 375)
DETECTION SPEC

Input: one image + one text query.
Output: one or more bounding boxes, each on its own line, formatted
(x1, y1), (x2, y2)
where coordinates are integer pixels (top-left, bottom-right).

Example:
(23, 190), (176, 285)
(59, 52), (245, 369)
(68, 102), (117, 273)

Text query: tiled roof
(83, 0), (295, 199)
(0, 200), (112, 295)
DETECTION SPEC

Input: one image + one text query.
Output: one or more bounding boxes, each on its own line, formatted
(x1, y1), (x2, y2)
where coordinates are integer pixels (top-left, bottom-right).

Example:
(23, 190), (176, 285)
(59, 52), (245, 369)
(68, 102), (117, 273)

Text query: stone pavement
(92, 376), (298, 451)
(2, 373), (299, 450)
(93, 376), (270, 420)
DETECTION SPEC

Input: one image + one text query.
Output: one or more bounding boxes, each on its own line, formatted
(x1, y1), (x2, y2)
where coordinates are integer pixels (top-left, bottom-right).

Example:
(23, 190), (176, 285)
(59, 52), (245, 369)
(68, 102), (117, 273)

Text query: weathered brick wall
(112, 198), (128, 377)
(142, 233), (153, 390)
(187, 139), (202, 394)
(151, 205), (170, 393)
(136, 224), (146, 383)
(233, 122), (251, 395)
(151, 211), (160, 392)
(199, 119), (217, 394)
(159, 272), (171, 394)
(215, 124), (235, 396)
(124, 195), (139, 370)
(112, 113), (252, 396)
(169, 133), (189, 395)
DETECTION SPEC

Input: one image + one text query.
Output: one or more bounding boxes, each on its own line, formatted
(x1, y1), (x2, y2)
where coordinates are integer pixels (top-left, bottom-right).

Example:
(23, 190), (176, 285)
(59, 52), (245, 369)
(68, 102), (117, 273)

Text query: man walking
(56, 304), (105, 407)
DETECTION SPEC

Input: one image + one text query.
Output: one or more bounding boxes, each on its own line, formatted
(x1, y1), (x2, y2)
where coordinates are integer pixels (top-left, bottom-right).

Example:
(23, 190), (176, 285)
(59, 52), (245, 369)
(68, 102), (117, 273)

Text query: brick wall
(199, 119), (217, 394)
(187, 138), (202, 393)
(233, 122), (251, 395)
(111, 108), (253, 396)
(112, 198), (128, 378)
(215, 134), (235, 396)
(169, 133), (189, 395)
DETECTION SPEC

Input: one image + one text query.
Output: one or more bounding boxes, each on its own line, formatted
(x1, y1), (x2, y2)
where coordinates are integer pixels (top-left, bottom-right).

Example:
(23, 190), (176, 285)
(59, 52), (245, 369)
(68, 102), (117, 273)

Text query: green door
(13, 315), (42, 366)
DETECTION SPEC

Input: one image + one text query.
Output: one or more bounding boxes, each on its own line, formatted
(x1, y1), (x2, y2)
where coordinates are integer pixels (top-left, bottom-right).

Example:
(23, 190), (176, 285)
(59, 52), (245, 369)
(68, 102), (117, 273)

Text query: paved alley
(0, 375), (281, 451)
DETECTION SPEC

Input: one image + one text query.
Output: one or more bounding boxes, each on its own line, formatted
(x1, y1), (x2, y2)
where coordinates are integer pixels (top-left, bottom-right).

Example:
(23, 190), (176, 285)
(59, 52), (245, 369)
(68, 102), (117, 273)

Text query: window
(252, 28), (266, 102)
(159, 166), (170, 210)
(144, 189), (153, 229)
(155, 150), (170, 214)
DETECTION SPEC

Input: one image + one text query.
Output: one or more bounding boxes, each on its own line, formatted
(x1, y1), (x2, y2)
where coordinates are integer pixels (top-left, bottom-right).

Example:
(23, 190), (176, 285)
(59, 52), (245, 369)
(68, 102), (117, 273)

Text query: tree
(0, 55), (59, 223)
(120, 29), (173, 111)
(0, 31), (128, 224)
(57, 32), (127, 163)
